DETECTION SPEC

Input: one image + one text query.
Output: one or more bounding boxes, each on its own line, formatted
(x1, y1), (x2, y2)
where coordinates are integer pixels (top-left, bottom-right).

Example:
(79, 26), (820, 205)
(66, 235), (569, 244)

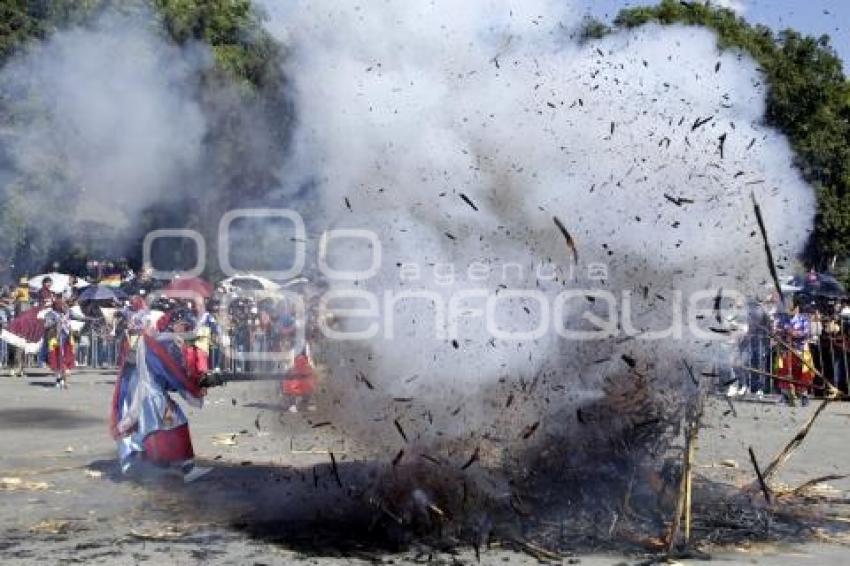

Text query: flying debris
(663, 193), (694, 206)
(394, 419), (409, 443)
(714, 288), (723, 324)
(460, 446), (480, 470)
(356, 371), (374, 390)
(709, 327), (733, 334)
(553, 216), (578, 263)
(751, 193), (785, 304)
(692, 115), (713, 130)
(459, 193), (479, 211)
(392, 449), (405, 466)
(421, 454), (442, 466)
(521, 421), (540, 439)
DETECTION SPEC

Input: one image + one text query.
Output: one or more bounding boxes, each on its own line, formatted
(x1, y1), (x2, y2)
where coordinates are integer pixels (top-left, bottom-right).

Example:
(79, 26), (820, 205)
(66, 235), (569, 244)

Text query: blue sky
(576, 0), (849, 69)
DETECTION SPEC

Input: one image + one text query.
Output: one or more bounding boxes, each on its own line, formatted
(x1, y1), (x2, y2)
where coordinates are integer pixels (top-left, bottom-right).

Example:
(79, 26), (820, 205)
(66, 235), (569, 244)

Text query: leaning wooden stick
(748, 446), (772, 504)
(762, 399), (831, 483)
(787, 474), (848, 498)
(735, 366), (846, 398)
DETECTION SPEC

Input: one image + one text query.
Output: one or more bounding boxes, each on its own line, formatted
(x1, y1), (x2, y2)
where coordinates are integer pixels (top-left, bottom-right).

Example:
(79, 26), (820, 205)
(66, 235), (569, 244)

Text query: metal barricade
(731, 316), (850, 398)
(78, 330), (120, 369)
(216, 324), (298, 376)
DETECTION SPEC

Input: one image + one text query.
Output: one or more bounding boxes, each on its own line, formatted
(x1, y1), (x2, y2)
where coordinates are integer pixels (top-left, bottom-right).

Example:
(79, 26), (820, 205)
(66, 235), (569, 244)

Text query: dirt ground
(1, 368), (849, 565)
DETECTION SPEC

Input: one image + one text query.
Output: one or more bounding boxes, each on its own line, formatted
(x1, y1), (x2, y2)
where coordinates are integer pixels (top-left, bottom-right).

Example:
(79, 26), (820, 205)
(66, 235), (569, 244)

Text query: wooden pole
(667, 416), (699, 551)
(684, 426), (695, 543)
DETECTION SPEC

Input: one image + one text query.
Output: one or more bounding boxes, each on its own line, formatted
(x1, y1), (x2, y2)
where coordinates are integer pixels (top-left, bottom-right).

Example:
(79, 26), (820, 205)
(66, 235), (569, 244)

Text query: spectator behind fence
(822, 315), (848, 394)
(775, 300), (814, 407)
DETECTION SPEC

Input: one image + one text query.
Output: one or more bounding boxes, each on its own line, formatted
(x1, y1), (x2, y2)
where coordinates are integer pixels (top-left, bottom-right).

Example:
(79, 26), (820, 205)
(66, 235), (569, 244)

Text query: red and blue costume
(111, 304), (206, 474)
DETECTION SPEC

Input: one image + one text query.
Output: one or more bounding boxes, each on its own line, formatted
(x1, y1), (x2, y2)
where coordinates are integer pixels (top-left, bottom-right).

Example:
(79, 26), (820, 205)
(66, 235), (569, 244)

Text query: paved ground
(1, 368), (849, 564)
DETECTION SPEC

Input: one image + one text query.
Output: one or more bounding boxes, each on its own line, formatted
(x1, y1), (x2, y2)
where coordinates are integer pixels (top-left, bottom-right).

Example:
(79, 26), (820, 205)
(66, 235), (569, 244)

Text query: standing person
(12, 277), (30, 317)
(198, 302), (221, 372)
(809, 307), (825, 380)
(231, 301), (253, 373)
(174, 302), (210, 379)
(65, 275), (81, 303)
(9, 279), (31, 377)
(41, 297), (81, 389)
(722, 304), (748, 397)
(776, 300), (814, 406)
(251, 305), (277, 374)
(34, 277), (55, 368)
(822, 314), (847, 394)
(281, 343), (318, 413)
(111, 298), (210, 481)
(0, 289), (10, 373)
(3, 291), (43, 378)
(36, 277), (53, 306)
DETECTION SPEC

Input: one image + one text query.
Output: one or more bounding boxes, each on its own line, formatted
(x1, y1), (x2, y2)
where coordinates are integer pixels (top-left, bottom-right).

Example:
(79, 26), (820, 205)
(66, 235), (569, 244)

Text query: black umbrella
(78, 285), (127, 303)
(793, 272), (847, 299)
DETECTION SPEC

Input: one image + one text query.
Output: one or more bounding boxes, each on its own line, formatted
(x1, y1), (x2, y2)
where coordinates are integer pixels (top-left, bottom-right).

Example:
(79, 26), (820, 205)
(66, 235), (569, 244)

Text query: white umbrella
(28, 273), (89, 294)
(29, 272), (65, 291)
(218, 274), (281, 292)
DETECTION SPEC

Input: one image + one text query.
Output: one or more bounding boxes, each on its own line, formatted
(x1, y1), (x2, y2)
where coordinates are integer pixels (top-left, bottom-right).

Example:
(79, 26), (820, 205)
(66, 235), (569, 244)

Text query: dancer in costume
(281, 342), (318, 413)
(111, 299), (211, 481)
(40, 297), (83, 389)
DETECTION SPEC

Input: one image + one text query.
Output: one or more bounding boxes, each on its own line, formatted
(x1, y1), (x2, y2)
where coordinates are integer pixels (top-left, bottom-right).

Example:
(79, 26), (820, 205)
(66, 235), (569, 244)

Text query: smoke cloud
(256, 0), (814, 480)
(0, 11), (209, 233)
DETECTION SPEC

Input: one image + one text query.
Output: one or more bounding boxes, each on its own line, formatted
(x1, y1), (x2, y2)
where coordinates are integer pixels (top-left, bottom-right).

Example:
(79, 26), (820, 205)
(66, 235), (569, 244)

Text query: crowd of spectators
(0, 271), (323, 378)
(728, 273), (850, 406)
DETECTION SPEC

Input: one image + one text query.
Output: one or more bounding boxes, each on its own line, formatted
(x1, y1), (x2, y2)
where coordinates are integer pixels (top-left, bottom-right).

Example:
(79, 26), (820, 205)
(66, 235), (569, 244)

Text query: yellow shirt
(13, 286), (29, 303)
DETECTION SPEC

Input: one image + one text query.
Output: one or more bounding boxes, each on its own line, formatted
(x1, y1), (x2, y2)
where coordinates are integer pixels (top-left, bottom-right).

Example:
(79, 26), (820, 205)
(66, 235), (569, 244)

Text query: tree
(153, 0), (284, 91)
(579, 16), (611, 43)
